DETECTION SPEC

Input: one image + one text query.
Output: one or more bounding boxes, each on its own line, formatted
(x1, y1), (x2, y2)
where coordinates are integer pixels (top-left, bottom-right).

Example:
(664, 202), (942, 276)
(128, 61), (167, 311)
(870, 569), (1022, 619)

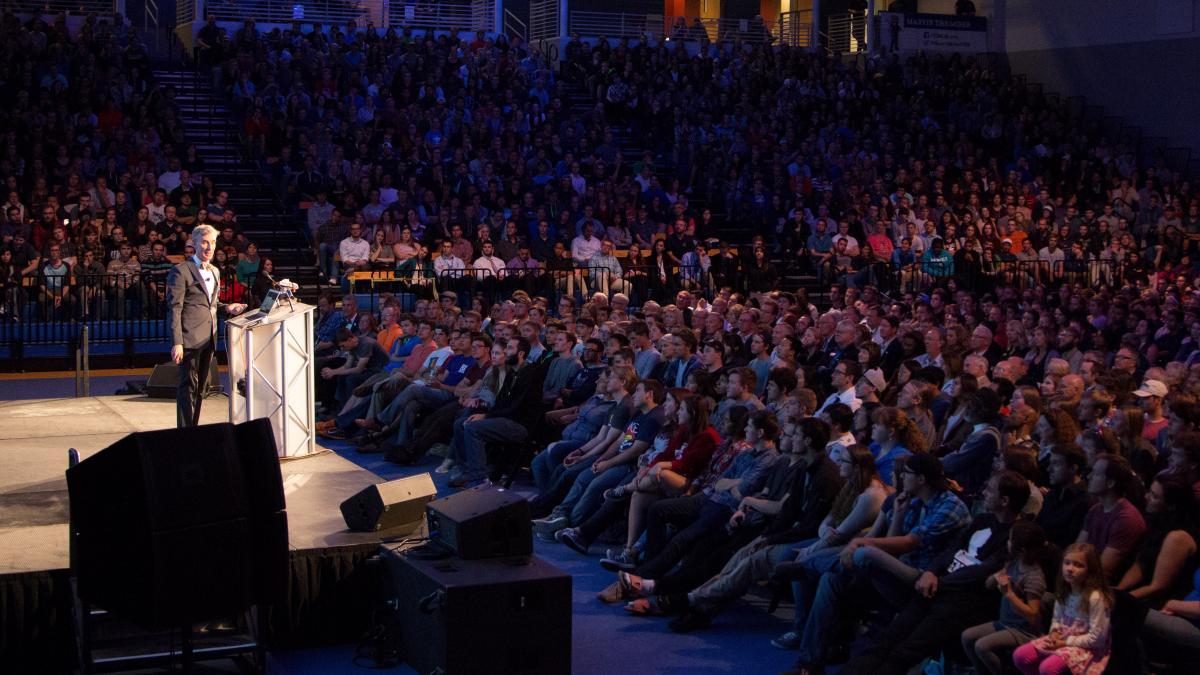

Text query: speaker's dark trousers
(178, 342), (215, 427)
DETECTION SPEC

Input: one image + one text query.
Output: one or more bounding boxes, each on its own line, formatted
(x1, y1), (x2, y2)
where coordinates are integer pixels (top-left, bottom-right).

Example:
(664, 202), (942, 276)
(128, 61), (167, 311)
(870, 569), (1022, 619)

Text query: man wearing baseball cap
(1133, 379), (1169, 443)
(857, 367), (887, 408)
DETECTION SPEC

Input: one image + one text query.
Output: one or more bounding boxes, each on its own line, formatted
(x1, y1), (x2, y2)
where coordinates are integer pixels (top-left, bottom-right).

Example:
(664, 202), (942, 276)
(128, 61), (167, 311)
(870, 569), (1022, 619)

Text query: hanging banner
(878, 12), (988, 53)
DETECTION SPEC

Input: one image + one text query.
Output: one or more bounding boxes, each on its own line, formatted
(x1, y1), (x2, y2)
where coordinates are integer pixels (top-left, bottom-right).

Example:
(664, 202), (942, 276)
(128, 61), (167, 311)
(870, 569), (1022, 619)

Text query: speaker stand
(179, 624), (193, 674)
(69, 581), (268, 675)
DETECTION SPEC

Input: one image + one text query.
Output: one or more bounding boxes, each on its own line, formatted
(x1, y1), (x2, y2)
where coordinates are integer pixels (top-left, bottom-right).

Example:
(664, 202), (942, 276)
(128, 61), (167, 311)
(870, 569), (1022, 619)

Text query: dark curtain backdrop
(0, 543), (382, 668)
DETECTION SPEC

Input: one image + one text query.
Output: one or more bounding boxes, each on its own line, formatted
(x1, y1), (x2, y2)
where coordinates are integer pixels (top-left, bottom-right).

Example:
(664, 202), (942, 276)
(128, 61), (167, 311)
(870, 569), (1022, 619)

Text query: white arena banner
(879, 12), (989, 54)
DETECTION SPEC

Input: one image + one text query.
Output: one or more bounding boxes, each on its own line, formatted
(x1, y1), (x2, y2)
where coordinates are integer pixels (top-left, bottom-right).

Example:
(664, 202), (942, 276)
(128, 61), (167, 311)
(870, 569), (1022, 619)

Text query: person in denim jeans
(531, 369), (615, 491)
(839, 471), (1030, 675)
(624, 410), (783, 598)
(448, 336), (545, 488)
(786, 453), (971, 672)
(770, 442), (891, 648)
(533, 380), (666, 536)
(529, 368), (636, 519)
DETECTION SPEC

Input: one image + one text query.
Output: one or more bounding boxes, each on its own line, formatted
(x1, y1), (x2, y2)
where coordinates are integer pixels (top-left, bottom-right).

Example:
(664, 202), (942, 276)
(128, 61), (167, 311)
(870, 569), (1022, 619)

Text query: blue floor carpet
(315, 434), (800, 675)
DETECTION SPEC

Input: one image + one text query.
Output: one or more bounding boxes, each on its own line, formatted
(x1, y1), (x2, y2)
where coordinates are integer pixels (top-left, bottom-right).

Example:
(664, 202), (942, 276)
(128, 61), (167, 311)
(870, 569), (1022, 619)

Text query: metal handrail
(824, 11), (868, 55)
(386, 1), (491, 31)
(852, 259), (1136, 296)
(568, 11), (659, 40)
(75, 325), (90, 397)
(663, 15), (778, 44)
(350, 262), (713, 310)
(0, 0), (118, 16)
(471, 0), (497, 32)
(503, 7), (527, 42)
(777, 10), (814, 48)
(205, 0), (370, 25)
(0, 268), (259, 346)
(528, 0), (559, 42)
(144, 0), (162, 54)
(568, 12), (781, 44)
(177, 0), (196, 27)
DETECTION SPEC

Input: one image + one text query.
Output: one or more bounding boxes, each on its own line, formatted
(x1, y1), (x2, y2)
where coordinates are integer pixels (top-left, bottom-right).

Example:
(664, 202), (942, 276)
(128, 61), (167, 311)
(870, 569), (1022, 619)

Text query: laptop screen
(259, 289), (281, 313)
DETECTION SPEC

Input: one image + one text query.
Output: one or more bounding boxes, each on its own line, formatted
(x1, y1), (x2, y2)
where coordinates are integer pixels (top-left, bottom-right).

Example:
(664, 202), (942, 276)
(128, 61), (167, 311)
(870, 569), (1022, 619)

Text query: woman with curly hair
(1036, 408), (1082, 467)
(869, 406), (928, 486)
(1112, 406), (1158, 481)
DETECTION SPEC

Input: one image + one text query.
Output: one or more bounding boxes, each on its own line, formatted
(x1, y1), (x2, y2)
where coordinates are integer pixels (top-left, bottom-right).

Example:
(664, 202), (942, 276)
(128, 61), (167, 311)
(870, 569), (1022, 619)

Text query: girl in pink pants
(1013, 543), (1112, 675)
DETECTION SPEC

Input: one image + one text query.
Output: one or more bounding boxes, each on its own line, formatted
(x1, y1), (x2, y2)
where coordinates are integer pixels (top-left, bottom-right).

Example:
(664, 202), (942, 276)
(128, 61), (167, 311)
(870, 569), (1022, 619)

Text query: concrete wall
(1001, 0), (1200, 162)
(1003, 0), (1198, 50)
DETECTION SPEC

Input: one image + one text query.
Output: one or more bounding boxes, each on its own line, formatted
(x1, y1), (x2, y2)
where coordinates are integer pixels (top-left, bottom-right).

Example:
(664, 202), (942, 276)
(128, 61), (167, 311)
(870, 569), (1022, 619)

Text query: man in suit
(169, 224), (246, 427)
(878, 315), (905, 379)
(968, 324), (1003, 368)
(818, 320), (860, 377)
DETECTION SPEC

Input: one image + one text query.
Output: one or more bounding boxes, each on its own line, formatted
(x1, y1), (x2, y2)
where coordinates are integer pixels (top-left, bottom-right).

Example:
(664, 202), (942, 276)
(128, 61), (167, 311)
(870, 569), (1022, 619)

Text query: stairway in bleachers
(153, 68), (320, 299)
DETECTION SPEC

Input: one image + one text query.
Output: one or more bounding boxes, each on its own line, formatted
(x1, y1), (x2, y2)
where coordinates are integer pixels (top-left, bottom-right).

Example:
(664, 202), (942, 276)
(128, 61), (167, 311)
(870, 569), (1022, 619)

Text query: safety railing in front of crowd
(342, 263), (713, 313)
(3, 271), (168, 336)
(568, 11), (659, 41)
(385, 0), (495, 32)
(665, 16), (778, 45)
(0, 269), (262, 348)
(569, 12), (780, 45)
(858, 259), (1132, 296)
(204, 0), (371, 25)
(341, 267), (500, 312)
(1, 0), (119, 16)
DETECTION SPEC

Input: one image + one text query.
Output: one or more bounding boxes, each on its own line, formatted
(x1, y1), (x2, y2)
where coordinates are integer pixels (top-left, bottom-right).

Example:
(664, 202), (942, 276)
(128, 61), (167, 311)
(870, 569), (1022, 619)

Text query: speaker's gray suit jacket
(167, 258), (225, 349)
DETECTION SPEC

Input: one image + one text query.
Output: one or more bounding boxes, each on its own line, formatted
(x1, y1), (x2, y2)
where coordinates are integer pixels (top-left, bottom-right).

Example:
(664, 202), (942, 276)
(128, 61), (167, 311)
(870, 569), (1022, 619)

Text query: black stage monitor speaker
(425, 484), (531, 559)
(340, 473), (436, 533)
(66, 419), (288, 628)
(145, 362), (220, 399)
(381, 546), (571, 675)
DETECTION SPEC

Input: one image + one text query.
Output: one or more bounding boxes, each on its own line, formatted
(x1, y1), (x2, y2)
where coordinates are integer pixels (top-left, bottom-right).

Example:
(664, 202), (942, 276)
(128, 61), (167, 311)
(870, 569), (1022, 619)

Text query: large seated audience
(0, 13), (269, 323)
(4, 9), (1200, 674)
(275, 21), (1199, 674)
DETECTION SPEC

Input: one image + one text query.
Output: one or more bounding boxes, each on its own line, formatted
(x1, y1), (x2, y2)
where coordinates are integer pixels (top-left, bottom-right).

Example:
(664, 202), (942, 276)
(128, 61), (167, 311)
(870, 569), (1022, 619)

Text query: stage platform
(0, 394), (388, 576)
